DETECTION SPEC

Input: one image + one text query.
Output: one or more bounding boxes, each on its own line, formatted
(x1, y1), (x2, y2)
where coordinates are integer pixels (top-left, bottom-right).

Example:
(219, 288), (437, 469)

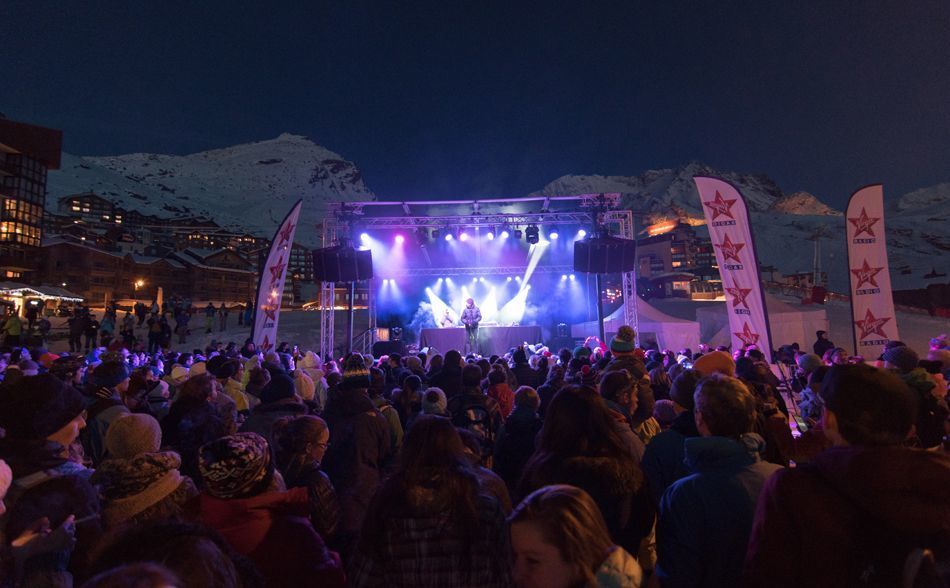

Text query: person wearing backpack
(744, 364), (950, 588)
(447, 364), (503, 464)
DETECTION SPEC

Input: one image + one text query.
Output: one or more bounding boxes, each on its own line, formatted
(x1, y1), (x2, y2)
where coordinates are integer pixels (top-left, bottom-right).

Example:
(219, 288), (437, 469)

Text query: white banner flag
(252, 200), (303, 354)
(693, 176), (774, 360)
(846, 184), (898, 358)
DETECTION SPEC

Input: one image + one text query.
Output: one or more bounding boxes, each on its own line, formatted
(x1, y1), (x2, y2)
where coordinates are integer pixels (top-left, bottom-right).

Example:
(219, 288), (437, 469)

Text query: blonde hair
(508, 484), (613, 585)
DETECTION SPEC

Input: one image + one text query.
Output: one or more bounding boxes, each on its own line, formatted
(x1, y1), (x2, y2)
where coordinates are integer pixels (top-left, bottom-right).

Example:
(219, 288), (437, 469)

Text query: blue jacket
(656, 435), (782, 588)
(641, 410), (700, 507)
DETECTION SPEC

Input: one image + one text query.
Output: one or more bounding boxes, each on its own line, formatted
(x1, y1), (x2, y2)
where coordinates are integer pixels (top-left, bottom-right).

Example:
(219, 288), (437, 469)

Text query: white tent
(573, 299), (702, 351)
(694, 293), (829, 349)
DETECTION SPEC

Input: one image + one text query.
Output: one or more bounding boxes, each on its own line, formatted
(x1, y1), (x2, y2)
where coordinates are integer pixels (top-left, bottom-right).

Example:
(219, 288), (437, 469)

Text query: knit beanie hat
(882, 345), (919, 373)
(573, 346), (593, 360)
(578, 364), (597, 388)
(670, 369), (703, 411)
(169, 365), (190, 385)
(0, 374), (85, 439)
(610, 325), (637, 354)
(693, 350), (736, 377)
(462, 364), (483, 388)
(488, 369), (506, 386)
(105, 413), (162, 459)
(796, 353), (823, 375)
(190, 361), (207, 377)
(422, 387), (448, 415)
(340, 355), (371, 391)
(295, 370), (315, 401)
(18, 360), (39, 377)
(198, 433), (273, 499)
(38, 353), (60, 369)
(91, 361), (131, 389)
(259, 372), (296, 404)
(206, 355), (226, 378)
(209, 357), (240, 380)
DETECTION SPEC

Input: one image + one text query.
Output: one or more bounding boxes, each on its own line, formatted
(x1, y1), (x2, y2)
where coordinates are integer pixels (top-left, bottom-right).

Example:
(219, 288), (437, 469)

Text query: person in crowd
(0, 373), (92, 482)
(204, 302), (216, 334)
(425, 353), (444, 381)
(90, 413), (198, 529)
(369, 366), (404, 453)
(84, 313), (100, 352)
(456, 427), (513, 513)
(813, 330), (835, 358)
(822, 346), (849, 366)
(239, 371), (309, 450)
(420, 386), (449, 418)
(272, 414), (340, 545)
(429, 349), (464, 399)
(448, 363), (504, 462)
(882, 343), (949, 449)
(391, 374), (423, 429)
(161, 372), (237, 484)
(321, 354), (392, 560)
(511, 347), (541, 389)
(602, 326), (656, 434)
(349, 415), (512, 586)
(599, 369), (647, 462)
(297, 350), (328, 413)
(509, 484), (642, 588)
(518, 385), (651, 556)
(195, 432), (345, 587)
(744, 364), (950, 587)
(536, 363), (566, 417)
(207, 355), (250, 414)
(655, 374), (783, 587)
(82, 361), (133, 466)
(493, 386), (544, 494)
(487, 368), (515, 418)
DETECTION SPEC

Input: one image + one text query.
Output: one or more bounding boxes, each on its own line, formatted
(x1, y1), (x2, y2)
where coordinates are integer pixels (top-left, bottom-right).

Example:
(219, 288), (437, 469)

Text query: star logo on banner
(259, 335), (273, 353)
(262, 305), (277, 322)
(725, 281), (753, 309)
(851, 259), (884, 289)
(268, 255), (286, 285)
(715, 234), (745, 264)
(854, 308), (891, 340)
(703, 191), (738, 221)
(277, 221), (295, 246)
(848, 207), (881, 238)
(734, 322), (760, 347)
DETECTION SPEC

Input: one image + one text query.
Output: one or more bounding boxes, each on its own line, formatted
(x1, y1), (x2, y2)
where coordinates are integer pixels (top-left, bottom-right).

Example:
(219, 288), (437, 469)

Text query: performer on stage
(439, 308), (455, 328)
(460, 298), (481, 355)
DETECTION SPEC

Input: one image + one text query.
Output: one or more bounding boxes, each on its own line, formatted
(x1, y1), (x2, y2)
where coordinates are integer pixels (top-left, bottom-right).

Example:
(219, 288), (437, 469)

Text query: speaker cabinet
(573, 236), (638, 274)
(313, 246), (374, 282)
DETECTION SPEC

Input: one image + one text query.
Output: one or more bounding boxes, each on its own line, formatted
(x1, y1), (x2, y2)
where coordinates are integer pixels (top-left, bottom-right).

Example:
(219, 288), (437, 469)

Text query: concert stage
(419, 325), (543, 356)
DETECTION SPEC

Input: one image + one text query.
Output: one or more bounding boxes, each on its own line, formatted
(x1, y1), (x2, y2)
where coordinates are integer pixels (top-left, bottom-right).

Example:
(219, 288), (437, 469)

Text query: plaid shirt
(348, 493), (513, 587)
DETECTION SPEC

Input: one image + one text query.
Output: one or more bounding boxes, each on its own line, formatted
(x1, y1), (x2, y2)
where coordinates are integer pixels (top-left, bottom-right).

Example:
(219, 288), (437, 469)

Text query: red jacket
(744, 445), (950, 588)
(197, 486), (345, 588)
(488, 383), (515, 418)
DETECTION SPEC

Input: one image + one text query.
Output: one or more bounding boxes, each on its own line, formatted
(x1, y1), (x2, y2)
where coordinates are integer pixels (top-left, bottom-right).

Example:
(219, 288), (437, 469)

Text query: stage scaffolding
(318, 195), (640, 361)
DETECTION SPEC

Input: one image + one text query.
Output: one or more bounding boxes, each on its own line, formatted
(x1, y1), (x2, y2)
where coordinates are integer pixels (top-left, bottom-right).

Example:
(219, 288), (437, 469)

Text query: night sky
(2, 1), (949, 206)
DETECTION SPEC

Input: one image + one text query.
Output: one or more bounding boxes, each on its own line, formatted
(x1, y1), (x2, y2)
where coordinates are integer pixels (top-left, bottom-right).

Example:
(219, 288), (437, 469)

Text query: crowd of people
(0, 322), (948, 587)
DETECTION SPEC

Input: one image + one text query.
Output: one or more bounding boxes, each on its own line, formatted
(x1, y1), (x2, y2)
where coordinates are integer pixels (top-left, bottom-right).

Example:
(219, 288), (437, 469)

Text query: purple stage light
(506, 276), (512, 282)
(561, 274), (567, 281)
(445, 233), (454, 241)
(486, 232), (494, 240)
(459, 232), (469, 242)
(360, 233), (370, 242)
(501, 230), (510, 239)
(550, 231), (559, 240)
(569, 274), (576, 281)
(395, 234), (405, 244)
(577, 229), (587, 238)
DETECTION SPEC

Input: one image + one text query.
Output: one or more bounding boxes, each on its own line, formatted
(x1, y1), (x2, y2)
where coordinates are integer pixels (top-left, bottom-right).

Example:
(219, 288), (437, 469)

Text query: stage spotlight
(549, 231), (559, 240)
(472, 277), (478, 283)
(437, 277), (444, 283)
(506, 276), (512, 282)
(569, 274), (576, 281)
(525, 225), (539, 244)
(515, 276), (522, 282)
(479, 277), (486, 282)
(459, 232), (469, 242)
(395, 234), (405, 244)
(445, 232), (454, 241)
(514, 229), (523, 239)
(360, 232), (370, 242)
(577, 229), (587, 238)
(446, 277), (453, 284)
(500, 230), (510, 239)
(561, 274), (567, 281)
(486, 230), (495, 240)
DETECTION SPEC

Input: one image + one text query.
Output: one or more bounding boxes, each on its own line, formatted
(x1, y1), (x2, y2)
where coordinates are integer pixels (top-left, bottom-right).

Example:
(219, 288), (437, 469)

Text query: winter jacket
(348, 488), (512, 587)
(0, 437), (93, 481)
(602, 355), (654, 426)
(813, 337), (835, 358)
(492, 407), (542, 493)
(641, 410), (701, 507)
(536, 377), (565, 417)
(656, 434), (782, 588)
(744, 445), (950, 588)
(91, 451), (199, 528)
(429, 365), (463, 400)
(372, 396), (404, 453)
(519, 453), (652, 556)
(593, 546), (643, 588)
(197, 487), (345, 588)
(447, 389), (504, 439)
(322, 391), (391, 537)
(280, 460), (341, 543)
(239, 400), (309, 450)
(81, 388), (131, 467)
(604, 399), (647, 463)
(900, 368), (949, 448)
(511, 363), (540, 390)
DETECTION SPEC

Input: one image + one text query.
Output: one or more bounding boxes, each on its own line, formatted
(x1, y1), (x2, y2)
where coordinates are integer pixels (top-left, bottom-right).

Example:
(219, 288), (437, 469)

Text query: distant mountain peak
(770, 191), (840, 216)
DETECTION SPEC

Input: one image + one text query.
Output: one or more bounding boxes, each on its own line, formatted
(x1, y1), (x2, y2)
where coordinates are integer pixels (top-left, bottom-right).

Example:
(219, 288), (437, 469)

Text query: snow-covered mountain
(46, 137), (947, 292)
(47, 134), (373, 246)
(534, 164), (948, 292)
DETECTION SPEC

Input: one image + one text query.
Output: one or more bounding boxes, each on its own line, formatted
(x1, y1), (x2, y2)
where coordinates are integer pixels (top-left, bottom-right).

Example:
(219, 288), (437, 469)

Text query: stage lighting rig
(525, 225), (540, 244)
(514, 229), (523, 240)
(415, 228), (429, 245)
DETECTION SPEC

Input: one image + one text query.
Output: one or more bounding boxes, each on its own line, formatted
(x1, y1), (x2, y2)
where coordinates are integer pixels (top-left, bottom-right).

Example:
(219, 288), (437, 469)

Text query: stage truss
(318, 195), (640, 360)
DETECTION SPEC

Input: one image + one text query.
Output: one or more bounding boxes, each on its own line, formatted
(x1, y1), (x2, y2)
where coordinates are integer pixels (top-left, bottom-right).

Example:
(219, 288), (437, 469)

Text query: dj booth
(419, 325), (543, 356)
